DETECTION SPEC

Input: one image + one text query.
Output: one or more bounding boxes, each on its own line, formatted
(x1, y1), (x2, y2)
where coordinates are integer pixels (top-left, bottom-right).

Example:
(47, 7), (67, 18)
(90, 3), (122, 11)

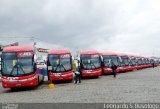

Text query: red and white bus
(154, 59), (160, 67)
(47, 49), (73, 82)
(101, 52), (124, 74)
(142, 57), (150, 68)
(117, 53), (132, 72)
(1, 46), (44, 89)
(80, 50), (102, 77)
(141, 57), (147, 69)
(146, 58), (152, 68)
(136, 56), (144, 70)
(147, 58), (153, 68)
(128, 55), (138, 71)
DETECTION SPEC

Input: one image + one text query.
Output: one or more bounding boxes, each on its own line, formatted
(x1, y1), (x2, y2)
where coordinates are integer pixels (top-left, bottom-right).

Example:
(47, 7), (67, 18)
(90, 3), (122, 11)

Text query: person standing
(74, 66), (81, 84)
(152, 62), (155, 68)
(73, 60), (81, 84)
(111, 62), (117, 78)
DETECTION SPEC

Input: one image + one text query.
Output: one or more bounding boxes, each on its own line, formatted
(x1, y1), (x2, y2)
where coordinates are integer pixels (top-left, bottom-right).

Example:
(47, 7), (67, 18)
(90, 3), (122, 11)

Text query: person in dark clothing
(74, 66), (81, 84)
(111, 62), (117, 78)
(152, 62), (155, 68)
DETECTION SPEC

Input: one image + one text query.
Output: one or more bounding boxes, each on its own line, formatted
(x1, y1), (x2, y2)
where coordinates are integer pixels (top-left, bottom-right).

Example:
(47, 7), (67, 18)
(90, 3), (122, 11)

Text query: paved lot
(0, 67), (160, 103)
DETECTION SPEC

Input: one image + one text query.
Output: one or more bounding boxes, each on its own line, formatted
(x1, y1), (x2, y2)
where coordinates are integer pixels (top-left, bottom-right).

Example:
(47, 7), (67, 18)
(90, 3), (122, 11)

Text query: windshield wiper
(61, 64), (67, 72)
(54, 63), (67, 72)
(84, 60), (97, 70)
(9, 62), (25, 77)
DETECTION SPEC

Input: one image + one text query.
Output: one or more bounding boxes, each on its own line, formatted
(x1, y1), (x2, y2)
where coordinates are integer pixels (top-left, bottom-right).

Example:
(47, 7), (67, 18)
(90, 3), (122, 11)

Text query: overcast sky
(0, 0), (160, 57)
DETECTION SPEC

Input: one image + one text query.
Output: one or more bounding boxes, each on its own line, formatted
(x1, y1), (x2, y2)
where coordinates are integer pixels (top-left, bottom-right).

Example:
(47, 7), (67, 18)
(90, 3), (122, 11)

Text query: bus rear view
(47, 49), (73, 82)
(80, 50), (102, 78)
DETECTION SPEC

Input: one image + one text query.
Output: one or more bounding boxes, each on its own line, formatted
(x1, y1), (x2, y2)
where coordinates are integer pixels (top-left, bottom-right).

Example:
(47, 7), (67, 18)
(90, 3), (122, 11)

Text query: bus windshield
(111, 56), (120, 66)
(138, 59), (142, 65)
(48, 54), (72, 72)
(142, 59), (146, 64)
(121, 56), (130, 66)
(2, 52), (34, 77)
(81, 54), (101, 70)
(130, 58), (137, 65)
(103, 56), (111, 67)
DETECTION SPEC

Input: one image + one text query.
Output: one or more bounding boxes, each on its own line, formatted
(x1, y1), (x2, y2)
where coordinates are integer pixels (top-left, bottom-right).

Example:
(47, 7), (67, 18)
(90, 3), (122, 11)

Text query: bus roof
(48, 49), (71, 55)
(101, 52), (117, 56)
(3, 46), (34, 52)
(116, 53), (128, 57)
(127, 54), (138, 58)
(80, 50), (99, 55)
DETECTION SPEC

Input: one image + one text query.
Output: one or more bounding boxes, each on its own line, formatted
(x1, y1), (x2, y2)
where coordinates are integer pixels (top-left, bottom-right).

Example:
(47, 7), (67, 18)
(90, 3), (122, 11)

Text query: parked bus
(117, 53), (132, 72)
(147, 58), (152, 68)
(101, 52), (124, 74)
(128, 55), (138, 71)
(157, 59), (160, 66)
(1, 46), (44, 89)
(146, 58), (152, 68)
(141, 57), (147, 69)
(136, 56), (144, 70)
(47, 49), (73, 82)
(143, 57), (151, 68)
(143, 57), (148, 68)
(154, 59), (160, 67)
(80, 50), (102, 77)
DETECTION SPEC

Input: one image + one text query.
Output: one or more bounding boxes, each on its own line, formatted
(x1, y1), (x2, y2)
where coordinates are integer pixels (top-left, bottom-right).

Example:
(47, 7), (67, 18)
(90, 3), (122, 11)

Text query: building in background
(36, 48), (48, 61)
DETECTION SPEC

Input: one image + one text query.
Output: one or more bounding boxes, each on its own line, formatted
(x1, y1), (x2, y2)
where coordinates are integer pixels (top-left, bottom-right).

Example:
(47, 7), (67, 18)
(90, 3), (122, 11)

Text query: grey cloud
(0, 0), (160, 56)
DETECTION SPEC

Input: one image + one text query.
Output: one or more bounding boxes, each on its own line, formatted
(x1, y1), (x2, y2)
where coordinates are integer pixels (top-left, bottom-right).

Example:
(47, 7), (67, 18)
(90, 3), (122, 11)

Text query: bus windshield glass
(138, 59), (142, 65)
(48, 54), (71, 72)
(2, 52), (34, 77)
(103, 56), (111, 67)
(81, 54), (101, 70)
(111, 56), (120, 66)
(130, 58), (137, 65)
(121, 56), (129, 66)
(143, 59), (147, 64)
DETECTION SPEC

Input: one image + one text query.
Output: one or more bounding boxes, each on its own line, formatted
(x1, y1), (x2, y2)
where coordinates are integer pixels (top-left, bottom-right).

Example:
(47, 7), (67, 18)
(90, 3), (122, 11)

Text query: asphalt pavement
(0, 67), (160, 103)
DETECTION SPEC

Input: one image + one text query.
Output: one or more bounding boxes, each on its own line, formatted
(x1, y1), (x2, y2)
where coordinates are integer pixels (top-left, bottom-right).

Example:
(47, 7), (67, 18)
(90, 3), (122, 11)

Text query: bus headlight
(27, 75), (37, 81)
(2, 78), (9, 82)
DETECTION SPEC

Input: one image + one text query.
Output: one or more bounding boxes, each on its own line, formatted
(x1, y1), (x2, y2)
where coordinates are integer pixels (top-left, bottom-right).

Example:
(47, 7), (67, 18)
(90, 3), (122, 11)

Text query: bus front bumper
(81, 69), (102, 77)
(2, 76), (38, 88)
(49, 72), (73, 81)
(102, 67), (112, 74)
